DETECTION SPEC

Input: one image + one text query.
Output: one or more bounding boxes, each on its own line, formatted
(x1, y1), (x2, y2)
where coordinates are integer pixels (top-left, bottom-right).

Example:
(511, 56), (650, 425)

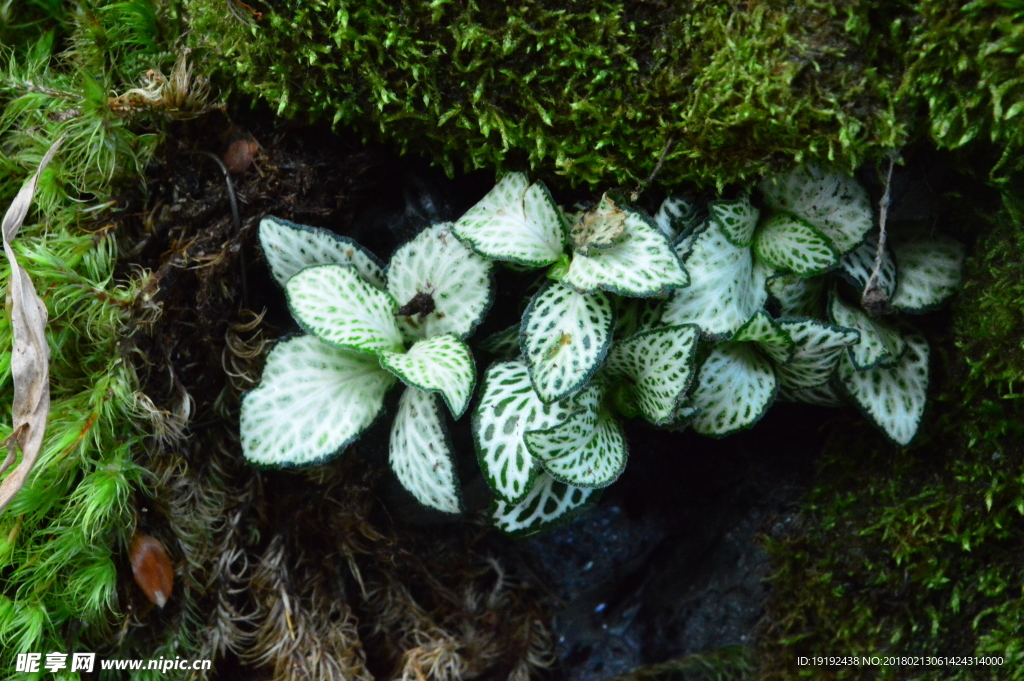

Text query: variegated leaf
(654, 195), (704, 241)
(287, 264), (404, 355)
(709, 194), (759, 248)
(389, 387), (461, 514)
(775, 319), (861, 389)
(766, 272), (825, 319)
(662, 219), (769, 338)
(562, 209), (688, 297)
(473, 360), (577, 503)
(837, 232), (897, 300)
(612, 297), (666, 341)
(753, 212), (839, 277)
(526, 385), (627, 488)
(241, 335), (396, 466)
(605, 324), (699, 425)
(778, 381), (846, 407)
(828, 292), (907, 370)
(451, 173), (567, 267)
(492, 472), (596, 536)
(839, 333), (930, 446)
(521, 282), (613, 402)
(759, 164), (873, 254)
(733, 310), (796, 365)
(663, 402), (701, 432)
(890, 234), (965, 313)
(379, 334), (475, 418)
(387, 222), (494, 341)
(478, 324), (521, 358)
(259, 216), (386, 289)
(690, 343), (777, 437)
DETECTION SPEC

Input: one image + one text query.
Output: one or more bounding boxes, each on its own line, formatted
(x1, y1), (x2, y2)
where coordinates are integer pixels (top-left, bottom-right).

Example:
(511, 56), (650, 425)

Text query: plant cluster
(760, 186), (1024, 680)
(0, 2), (208, 674)
(242, 165), (964, 535)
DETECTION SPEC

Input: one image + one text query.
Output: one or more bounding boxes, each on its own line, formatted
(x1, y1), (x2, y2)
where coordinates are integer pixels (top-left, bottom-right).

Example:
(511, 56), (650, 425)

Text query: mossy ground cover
(758, 180), (1024, 679)
(183, 0), (1024, 189)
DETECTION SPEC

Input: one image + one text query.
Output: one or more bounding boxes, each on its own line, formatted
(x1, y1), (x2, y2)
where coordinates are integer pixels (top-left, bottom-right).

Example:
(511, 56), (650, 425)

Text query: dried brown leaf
(0, 136), (63, 514)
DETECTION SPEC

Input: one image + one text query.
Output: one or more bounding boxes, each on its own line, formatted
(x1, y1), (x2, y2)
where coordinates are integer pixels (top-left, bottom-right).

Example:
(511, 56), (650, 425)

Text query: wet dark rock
(515, 406), (827, 680)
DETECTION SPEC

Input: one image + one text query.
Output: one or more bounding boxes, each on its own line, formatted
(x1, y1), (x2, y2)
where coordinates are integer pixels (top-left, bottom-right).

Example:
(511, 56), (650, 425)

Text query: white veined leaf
(389, 387), (461, 514)
(654, 195), (704, 241)
(570, 193), (630, 255)
(287, 264), (405, 355)
(379, 334), (475, 418)
(259, 216), (386, 289)
(890, 234), (965, 313)
(605, 324), (699, 425)
(775, 319), (861, 389)
(562, 209), (688, 297)
(753, 212), (839, 277)
(663, 402), (701, 432)
(732, 310), (796, 365)
(837, 232), (897, 300)
(387, 222), (494, 341)
(709, 194), (759, 248)
(526, 385), (628, 488)
(838, 333), (930, 446)
(662, 218), (770, 338)
(521, 282), (614, 402)
(612, 297), (666, 341)
(451, 172), (567, 267)
(491, 471), (597, 537)
(690, 343), (777, 437)
(613, 297), (642, 341)
(241, 335), (396, 466)
(766, 272), (825, 318)
(759, 164), (873, 254)
(479, 324), (521, 358)
(778, 381), (846, 407)
(828, 292), (907, 370)
(473, 360), (578, 503)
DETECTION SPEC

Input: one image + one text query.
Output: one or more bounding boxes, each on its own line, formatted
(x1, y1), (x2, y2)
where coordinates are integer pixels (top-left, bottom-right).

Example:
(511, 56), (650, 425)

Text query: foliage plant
(760, 187), (1024, 680)
(242, 166), (965, 536)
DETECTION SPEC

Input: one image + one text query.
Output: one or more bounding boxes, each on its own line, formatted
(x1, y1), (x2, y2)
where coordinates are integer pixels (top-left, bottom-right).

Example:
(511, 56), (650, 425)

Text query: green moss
(0, 2), (193, 676)
(181, 0), (1024, 189)
(759, 184), (1024, 679)
(902, 1), (1024, 179)
(184, 0), (910, 189)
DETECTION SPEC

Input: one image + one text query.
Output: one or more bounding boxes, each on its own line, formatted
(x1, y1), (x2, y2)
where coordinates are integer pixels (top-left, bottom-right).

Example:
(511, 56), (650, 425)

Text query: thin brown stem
(862, 152), (898, 315)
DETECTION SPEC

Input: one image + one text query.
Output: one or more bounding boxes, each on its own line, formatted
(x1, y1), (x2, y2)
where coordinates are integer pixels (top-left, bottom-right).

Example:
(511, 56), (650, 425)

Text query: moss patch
(184, 0), (910, 189)
(758, 182), (1024, 679)
(183, 1), (1024, 189)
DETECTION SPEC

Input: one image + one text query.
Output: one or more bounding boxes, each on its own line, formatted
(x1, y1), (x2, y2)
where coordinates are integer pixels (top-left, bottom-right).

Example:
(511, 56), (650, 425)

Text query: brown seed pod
(222, 136), (260, 174)
(129, 533), (174, 608)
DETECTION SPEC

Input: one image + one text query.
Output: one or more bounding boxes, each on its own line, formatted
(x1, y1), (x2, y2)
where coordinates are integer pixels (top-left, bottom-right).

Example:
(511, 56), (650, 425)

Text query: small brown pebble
(222, 137), (260, 174)
(130, 533), (174, 608)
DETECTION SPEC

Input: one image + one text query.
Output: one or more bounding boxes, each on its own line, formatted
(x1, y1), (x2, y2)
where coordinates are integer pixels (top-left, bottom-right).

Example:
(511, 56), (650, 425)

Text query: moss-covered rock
(184, 0), (911, 188)
(184, 0), (1023, 189)
(759, 184), (1024, 679)
(903, 1), (1024, 180)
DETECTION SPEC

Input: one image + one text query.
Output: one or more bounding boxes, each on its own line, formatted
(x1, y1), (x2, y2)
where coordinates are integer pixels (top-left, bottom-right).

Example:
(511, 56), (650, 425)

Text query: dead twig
(862, 152), (898, 315)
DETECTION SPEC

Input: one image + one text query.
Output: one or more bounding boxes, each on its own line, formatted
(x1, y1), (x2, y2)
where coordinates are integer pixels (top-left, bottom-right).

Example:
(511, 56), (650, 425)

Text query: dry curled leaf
(0, 136), (63, 514)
